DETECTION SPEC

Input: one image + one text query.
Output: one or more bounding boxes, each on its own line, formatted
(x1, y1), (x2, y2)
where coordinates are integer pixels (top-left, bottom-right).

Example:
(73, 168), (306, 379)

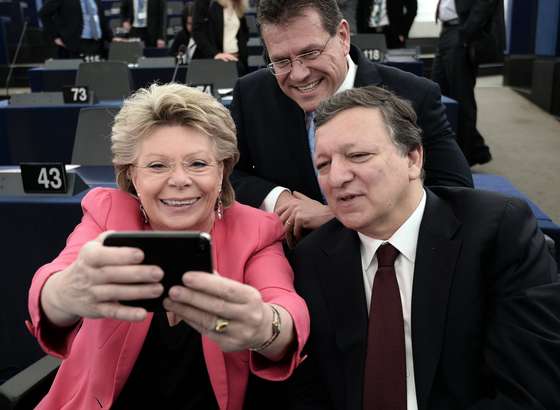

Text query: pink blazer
(27, 188), (309, 410)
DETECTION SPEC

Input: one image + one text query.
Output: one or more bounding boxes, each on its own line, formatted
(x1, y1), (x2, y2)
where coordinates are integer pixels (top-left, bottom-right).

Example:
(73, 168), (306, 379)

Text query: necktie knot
(376, 243), (399, 267)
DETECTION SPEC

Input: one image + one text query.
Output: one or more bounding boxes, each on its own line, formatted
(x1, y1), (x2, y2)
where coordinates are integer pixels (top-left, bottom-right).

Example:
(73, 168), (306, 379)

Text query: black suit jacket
(120, 0), (165, 46)
(230, 45), (473, 209)
(356, 0), (417, 38)
(192, 0), (249, 69)
(39, 0), (112, 52)
(287, 187), (560, 410)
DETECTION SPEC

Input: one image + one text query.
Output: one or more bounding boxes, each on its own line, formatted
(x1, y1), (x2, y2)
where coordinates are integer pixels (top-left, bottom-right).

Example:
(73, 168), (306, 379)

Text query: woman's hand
(163, 272), (294, 359)
(214, 52), (238, 62)
(40, 232), (164, 327)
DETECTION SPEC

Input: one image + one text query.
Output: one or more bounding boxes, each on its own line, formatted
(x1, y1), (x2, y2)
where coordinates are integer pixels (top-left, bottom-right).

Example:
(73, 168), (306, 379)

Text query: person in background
(120, 0), (166, 47)
(169, 3), (198, 62)
(285, 85), (560, 409)
(230, 0), (471, 247)
(356, 0), (417, 49)
(192, 0), (249, 73)
(39, 0), (113, 59)
(26, 83), (309, 409)
(432, 0), (504, 166)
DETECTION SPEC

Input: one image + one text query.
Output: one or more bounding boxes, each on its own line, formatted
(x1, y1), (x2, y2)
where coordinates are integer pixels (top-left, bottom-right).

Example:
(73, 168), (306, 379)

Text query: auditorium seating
(75, 61), (133, 101)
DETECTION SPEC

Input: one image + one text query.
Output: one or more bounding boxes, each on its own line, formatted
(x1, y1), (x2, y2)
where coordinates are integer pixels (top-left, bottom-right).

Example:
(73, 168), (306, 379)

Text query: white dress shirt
(261, 54), (358, 212)
(438, 0), (459, 22)
(222, 2), (240, 54)
(357, 189), (427, 410)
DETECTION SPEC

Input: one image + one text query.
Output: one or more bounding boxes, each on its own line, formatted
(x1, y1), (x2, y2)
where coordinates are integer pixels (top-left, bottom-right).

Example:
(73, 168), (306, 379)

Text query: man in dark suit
(432, 0), (505, 166)
(356, 0), (417, 49)
(230, 0), (472, 245)
(39, 0), (113, 58)
(286, 85), (560, 410)
(120, 0), (166, 47)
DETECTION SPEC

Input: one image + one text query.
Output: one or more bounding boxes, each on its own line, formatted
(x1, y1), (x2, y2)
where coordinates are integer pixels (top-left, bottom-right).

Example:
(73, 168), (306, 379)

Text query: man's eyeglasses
(267, 36), (334, 76)
(133, 159), (218, 177)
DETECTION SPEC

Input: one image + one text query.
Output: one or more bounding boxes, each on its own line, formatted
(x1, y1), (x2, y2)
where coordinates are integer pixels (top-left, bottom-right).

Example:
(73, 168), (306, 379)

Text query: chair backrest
(166, 0), (183, 16)
(248, 54), (266, 71)
(108, 41), (144, 64)
(137, 56), (175, 68)
(44, 59), (83, 70)
(76, 61), (133, 100)
(351, 33), (388, 52)
(186, 59), (238, 92)
(9, 92), (64, 106)
(72, 107), (120, 165)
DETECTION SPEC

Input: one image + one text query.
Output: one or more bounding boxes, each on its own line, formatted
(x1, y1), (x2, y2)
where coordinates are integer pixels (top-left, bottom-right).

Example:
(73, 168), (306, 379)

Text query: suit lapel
(318, 223), (369, 409)
(275, 88), (324, 201)
(412, 189), (462, 410)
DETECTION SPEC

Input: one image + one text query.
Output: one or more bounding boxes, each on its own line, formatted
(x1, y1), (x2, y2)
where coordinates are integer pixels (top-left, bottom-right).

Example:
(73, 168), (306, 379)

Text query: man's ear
(407, 144), (424, 180)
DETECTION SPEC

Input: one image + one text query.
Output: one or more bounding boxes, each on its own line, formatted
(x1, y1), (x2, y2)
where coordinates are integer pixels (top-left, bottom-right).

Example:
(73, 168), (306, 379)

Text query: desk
(28, 66), (188, 93)
(0, 100), (122, 165)
(473, 173), (560, 267)
(0, 166), (116, 383)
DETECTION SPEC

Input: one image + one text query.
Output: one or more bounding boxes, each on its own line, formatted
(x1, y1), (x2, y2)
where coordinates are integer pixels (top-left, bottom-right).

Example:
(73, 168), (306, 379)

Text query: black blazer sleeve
(458, 0), (499, 43)
(473, 198), (560, 409)
(39, 0), (63, 40)
(192, 0), (220, 58)
(230, 79), (280, 208)
(416, 79), (473, 188)
(120, 0), (132, 24)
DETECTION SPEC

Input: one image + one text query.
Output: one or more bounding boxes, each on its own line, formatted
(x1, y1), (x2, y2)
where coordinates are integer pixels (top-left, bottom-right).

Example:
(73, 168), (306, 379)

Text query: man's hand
(275, 191), (334, 245)
(54, 38), (65, 48)
(156, 39), (166, 48)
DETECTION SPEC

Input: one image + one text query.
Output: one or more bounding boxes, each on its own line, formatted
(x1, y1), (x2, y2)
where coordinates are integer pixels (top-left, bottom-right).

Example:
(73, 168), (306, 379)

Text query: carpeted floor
(473, 76), (560, 224)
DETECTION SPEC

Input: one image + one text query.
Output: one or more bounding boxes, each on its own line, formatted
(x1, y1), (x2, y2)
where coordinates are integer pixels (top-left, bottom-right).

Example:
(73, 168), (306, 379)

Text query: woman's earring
(215, 190), (223, 220)
(140, 203), (149, 224)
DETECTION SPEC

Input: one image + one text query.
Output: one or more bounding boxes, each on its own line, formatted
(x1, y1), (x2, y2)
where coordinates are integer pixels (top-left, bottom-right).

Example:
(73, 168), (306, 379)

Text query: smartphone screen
(103, 231), (213, 311)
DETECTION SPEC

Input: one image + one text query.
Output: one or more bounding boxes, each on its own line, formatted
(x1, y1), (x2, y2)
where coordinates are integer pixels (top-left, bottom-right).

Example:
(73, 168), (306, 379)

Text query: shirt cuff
(261, 186), (290, 213)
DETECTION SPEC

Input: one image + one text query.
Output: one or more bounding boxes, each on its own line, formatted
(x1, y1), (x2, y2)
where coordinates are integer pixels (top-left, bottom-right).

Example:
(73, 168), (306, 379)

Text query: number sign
(363, 48), (384, 62)
(63, 86), (91, 104)
(20, 163), (68, 194)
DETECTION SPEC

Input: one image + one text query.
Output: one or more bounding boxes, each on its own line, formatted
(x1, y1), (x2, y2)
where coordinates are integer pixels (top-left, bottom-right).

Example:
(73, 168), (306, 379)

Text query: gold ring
(214, 317), (229, 333)
(286, 221), (292, 225)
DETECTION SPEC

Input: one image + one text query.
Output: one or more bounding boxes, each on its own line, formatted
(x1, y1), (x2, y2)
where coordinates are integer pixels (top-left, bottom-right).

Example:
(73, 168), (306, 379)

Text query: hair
(111, 83), (240, 207)
(256, 0), (343, 36)
(315, 86), (423, 156)
(181, 3), (193, 30)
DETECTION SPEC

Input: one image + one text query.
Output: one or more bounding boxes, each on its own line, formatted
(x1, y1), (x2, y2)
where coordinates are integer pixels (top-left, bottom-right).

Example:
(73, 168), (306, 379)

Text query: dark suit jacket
(230, 45), (473, 209)
(356, 0), (417, 39)
(192, 0), (249, 69)
(287, 187), (560, 410)
(120, 0), (165, 46)
(39, 0), (112, 52)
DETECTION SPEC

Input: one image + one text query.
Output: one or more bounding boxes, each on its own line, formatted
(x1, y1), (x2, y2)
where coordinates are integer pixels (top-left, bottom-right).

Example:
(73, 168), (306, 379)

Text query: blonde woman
(192, 0), (249, 73)
(27, 83), (309, 409)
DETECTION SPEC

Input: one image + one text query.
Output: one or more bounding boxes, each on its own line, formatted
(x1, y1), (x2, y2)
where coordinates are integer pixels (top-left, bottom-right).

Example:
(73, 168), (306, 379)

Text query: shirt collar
(358, 189), (427, 271)
(335, 54), (357, 95)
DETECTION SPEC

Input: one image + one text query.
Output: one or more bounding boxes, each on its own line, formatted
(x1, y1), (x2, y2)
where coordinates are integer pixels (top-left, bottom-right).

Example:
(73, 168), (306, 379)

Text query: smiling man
(230, 0), (472, 244)
(284, 85), (560, 410)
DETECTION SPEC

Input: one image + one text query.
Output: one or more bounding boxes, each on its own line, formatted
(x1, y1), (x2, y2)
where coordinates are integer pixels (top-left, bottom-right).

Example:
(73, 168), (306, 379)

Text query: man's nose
(288, 59), (311, 81)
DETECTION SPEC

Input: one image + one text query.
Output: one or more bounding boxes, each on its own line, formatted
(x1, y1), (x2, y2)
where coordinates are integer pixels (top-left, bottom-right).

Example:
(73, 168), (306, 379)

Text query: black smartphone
(103, 231), (213, 311)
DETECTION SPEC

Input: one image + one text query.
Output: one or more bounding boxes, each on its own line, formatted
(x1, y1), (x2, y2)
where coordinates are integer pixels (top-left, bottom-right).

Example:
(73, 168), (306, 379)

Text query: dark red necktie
(363, 243), (406, 410)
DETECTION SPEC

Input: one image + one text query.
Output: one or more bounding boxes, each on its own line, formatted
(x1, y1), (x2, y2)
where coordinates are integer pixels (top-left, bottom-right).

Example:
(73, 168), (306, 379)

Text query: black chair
(108, 41), (144, 64)
(9, 92), (64, 106)
(71, 107), (120, 165)
(186, 59), (238, 92)
(75, 61), (133, 100)
(0, 355), (60, 410)
(351, 33), (388, 52)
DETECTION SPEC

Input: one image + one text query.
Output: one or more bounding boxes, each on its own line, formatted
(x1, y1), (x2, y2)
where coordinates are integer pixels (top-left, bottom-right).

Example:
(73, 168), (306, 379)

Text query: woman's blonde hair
(111, 83), (239, 207)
